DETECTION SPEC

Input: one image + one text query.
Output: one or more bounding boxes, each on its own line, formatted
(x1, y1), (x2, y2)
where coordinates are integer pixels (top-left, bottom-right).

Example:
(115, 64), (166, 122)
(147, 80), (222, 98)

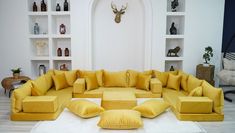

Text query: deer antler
(120, 3), (128, 12)
(111, 2), (118, 12)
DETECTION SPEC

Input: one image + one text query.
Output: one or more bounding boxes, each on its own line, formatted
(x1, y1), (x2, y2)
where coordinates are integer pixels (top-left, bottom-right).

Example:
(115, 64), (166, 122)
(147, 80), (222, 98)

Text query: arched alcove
(87, 0), (152, 70)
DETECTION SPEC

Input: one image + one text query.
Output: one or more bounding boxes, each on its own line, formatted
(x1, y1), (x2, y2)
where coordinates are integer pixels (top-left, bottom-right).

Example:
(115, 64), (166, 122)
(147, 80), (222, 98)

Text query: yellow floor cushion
(23, 96), (58, 113)
(101, 90), (137, 110)
(176, 97), (213, 114)
(162, 88), (187, 108)
(97, 110), (143, 129)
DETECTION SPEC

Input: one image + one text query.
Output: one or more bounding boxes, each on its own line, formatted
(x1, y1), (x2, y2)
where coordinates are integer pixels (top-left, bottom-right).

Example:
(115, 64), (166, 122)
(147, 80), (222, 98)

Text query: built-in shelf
(51, 34), (71, 38)
(29, 34), (49, 38)
(165, 57), (184, 61)
(166, 12), (185, 16)
(53, 57), (72, 60)
(28, 12), (48, 16)
(165, 35), (184, 38)
(51, 11), (70, 16)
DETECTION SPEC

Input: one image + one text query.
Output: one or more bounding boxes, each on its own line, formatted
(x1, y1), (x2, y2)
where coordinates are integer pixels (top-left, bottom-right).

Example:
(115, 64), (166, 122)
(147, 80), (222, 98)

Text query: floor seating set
(11, 69), (224, 124)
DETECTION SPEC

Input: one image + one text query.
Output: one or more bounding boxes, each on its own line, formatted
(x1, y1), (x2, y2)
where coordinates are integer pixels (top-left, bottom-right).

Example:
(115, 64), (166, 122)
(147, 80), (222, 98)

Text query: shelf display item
(36, 41), (47, 56)
(64, 48), (69, 56)
(171, 0), (179, 12)
(59, 24), (66, 34)
(56, 3), (61, 11)
(60, 64), (68, 71)
(167, 46), (180, 57)
(33, 2), (37, 12)
(57, 48), (62, 56)
(39, 64), (46, 76)
(34, 23), (40, 34)
(169, 66), (175, 71)
(170, 22), (177, 35)
(41, 0), (47, 11)
(64, 0), (69, 11)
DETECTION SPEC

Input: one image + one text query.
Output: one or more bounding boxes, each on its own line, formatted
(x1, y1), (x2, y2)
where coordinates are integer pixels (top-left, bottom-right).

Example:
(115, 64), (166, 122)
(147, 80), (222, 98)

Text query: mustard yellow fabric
(11, 81), (32, 113)
(167, 74), (181, 91)
(136, 73), (151, 91)
(127, 70), (139, 87)
(153, 70), (178, 87)
(188, 86), (203, 96)
(31, 75), (48, 96)
(187, 75), (202, 93)
(96, 70), (104, 87)
(103, 70), (127, 87)
(202, 81), (224, 114)
(176, 97), (212, 114)
(143, 70), (153, 77)
(133, 99), (169, 118)
(150, 78), (162, 94)
(97, 110), (143, 129)
(54, 70), (77, 86)
(85, 73), (99, 91)
(101, 91), (137, 110)
(178, 70), (188, 91)
(23, 96), (58, 113)
(44, 70), (54, 89)
(67, 99), (104, 118)
(52, 73), (69, 90)
(73, 78), (85, 93)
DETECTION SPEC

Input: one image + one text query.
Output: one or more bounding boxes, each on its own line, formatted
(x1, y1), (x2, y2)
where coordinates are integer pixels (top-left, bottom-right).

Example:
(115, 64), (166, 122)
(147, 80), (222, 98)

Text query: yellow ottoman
(176, 97), (213, 114)
(23, 96), (58, 113)
(101, 91), (137, 110)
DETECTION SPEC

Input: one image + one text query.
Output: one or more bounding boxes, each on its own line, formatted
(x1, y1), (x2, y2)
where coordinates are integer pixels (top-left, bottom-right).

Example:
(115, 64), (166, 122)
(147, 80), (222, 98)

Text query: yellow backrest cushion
(187, 75), (203, 93)
(127, 70), (139, 87)
(167, 74), (181, 91)
(31, 75), (48, 96)
(52, 73), (69, 90)
(54, 70), (77, 86)
(97, 110), (143, 129)
(44, 70), (54, 89)
(103, 70), (127, 87)
(85, 73), (99, 91)
(188, 86), (203, 96)
(178, 70), (188, 91)
(202, 81), (224, 114)
(79, 70), (104, 87)
(153, 70), (178, 87)
(133, 99), (170, 118)
(12, 81), (32, 113)
(143, 70), (153, 76)
(67, 99), (104, 118)
(136, 73), (151, 91)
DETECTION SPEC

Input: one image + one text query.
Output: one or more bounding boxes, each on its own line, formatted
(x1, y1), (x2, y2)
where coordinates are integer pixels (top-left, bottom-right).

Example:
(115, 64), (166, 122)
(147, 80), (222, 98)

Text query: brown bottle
(33, 2), (37, 12)
(64, 48), (69, 56)
(41, 0), (47, 12)
(57, 48), (62, 56)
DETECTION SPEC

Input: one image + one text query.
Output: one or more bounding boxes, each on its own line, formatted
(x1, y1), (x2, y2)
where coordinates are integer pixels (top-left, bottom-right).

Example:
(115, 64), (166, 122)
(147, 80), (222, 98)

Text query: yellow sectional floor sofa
(11, 69), (224, 121)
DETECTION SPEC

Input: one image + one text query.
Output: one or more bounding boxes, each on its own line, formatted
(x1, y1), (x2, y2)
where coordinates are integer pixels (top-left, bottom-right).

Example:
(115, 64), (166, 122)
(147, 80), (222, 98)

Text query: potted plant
(202, 46), (213, 67)
(11, 68), (21, 79)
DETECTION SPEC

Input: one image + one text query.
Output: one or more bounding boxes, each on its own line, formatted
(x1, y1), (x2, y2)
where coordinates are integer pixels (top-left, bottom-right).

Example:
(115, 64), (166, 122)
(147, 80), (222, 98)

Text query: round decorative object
(59, 24), (66, 34)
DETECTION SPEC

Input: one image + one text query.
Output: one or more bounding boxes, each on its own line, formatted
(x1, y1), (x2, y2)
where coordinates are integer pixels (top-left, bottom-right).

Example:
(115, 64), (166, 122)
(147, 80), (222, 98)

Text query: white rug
(30, 98), (206, 133)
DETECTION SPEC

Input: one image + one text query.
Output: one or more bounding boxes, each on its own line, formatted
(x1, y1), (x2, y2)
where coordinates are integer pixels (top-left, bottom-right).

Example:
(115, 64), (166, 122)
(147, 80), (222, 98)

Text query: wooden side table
(196, 64), (215, 86)
(1, 76), (30, 97)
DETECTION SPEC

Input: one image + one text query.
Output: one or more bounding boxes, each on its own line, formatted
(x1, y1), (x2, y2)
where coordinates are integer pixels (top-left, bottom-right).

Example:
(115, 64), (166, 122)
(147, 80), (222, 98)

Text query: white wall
(0, 0), (225, 86)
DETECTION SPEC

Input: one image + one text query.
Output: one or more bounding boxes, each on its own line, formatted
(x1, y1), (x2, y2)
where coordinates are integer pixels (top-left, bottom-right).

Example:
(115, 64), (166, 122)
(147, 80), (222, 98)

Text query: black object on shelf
(33, 2), (37, 12)
(41, 0), (47, 12)
(170, 22), (177, 35)
(65, 48), (69, 56)
(64, 0), (69, 11)
(56, 3), (61, 11)
(57, 48), (62, 56)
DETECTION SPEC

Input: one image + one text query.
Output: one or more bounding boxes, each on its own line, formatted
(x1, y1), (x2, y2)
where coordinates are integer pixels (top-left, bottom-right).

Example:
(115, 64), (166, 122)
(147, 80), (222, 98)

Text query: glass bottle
(34, 23), (39, 34)
(64, 48), (69, 56)
(57, 48), (62, 56)
(59, 24), (66, 34)
(39, 64), (46, 76)
(33, 2), (37, 12)
(64, 0), (69, 11)
(41, 0), (47, 11)
(56, 3), (61, 11)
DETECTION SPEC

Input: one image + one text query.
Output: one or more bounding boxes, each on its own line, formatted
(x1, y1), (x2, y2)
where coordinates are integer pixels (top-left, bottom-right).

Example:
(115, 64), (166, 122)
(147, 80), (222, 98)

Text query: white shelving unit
(165, 0), (185, 71)
(28, 0), (71, 78)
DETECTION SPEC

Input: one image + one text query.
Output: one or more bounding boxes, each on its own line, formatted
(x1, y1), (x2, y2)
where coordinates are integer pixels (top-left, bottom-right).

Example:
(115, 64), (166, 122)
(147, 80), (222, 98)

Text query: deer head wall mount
(111, 2), (128, 23)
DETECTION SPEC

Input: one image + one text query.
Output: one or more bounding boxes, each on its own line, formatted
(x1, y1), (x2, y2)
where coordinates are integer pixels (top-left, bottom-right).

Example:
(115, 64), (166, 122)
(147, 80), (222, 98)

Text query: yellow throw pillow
(188, 86), (203, 96)
(97, 110), (143, 129)
(136, 74), (151, 91)
(52, 73), (69, 90)
(103, 70), (127, 87)
(85, 73), (99, 91)
(133, 99), (170, 118)
(31, 75), (48, 96)
(143, 70), (153, 77)
(178, 70), (188, 92)
(153, 70), (178, 87)
(54, 70), (77, 86)
(127, 70), (140, 87)
(166, 73), (181, 91)
(44, 70), (54, 89)
(187, 75), (203, 93)
(67, 99), (104, 118)
(79, 70), (103, 87)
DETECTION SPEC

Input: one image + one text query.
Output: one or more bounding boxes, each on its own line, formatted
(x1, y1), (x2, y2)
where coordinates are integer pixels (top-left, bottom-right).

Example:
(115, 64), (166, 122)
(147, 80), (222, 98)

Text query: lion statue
(167, 46), (180, 57)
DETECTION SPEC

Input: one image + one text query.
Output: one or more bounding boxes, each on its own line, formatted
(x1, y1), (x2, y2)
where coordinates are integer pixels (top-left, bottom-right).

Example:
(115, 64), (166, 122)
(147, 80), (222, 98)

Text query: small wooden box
(196, 64), (215, 86)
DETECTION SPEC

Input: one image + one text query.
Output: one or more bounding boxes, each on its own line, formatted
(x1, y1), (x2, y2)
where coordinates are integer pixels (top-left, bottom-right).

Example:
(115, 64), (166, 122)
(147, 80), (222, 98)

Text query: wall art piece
(170, 22), (177, 35)
(167, 46), (180, 57)
(59, 24), (66, 34)
(111, 2), (128, 23)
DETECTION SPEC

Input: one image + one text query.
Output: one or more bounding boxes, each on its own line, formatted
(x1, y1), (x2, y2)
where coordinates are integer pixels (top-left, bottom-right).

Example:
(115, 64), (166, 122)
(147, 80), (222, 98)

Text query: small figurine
(59, 24), (66, 34)
(64, 48), (69, 56)
(41, 0), (47, 11)
(34, 23), (40, 34)
(167, 46), (180, 57)
(60, 64), (68, 71)
(56, 3), (61, 11)
(57, 48), (62, 56)
(33, 2), (37, 12)
(171, 0), (179, 12)
(170, 22), (177, 35)
(64, 0), (69, 11)
(169, 66), (175, 71)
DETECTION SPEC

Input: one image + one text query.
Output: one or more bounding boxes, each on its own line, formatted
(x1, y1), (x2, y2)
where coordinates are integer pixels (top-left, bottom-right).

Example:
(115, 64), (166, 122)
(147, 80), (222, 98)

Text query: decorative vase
(64, 48), (69, 56)
(57, 48), (62, 56)
(59, 24), (66, 34)
(64, 0), (69, 11)
(33, 2), (37, 12)
(39, 64), (46, 76)
(34, 23), (40, 34)
(13, 73), (20, 79)
(56, 3), (61, 11)
(170, 22), (177, 35)
(41, 0), (47, 12)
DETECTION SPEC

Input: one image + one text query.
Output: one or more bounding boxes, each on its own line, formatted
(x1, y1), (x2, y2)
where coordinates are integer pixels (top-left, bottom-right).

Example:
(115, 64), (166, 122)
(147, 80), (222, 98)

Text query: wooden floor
(0, 88), (235, 133)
